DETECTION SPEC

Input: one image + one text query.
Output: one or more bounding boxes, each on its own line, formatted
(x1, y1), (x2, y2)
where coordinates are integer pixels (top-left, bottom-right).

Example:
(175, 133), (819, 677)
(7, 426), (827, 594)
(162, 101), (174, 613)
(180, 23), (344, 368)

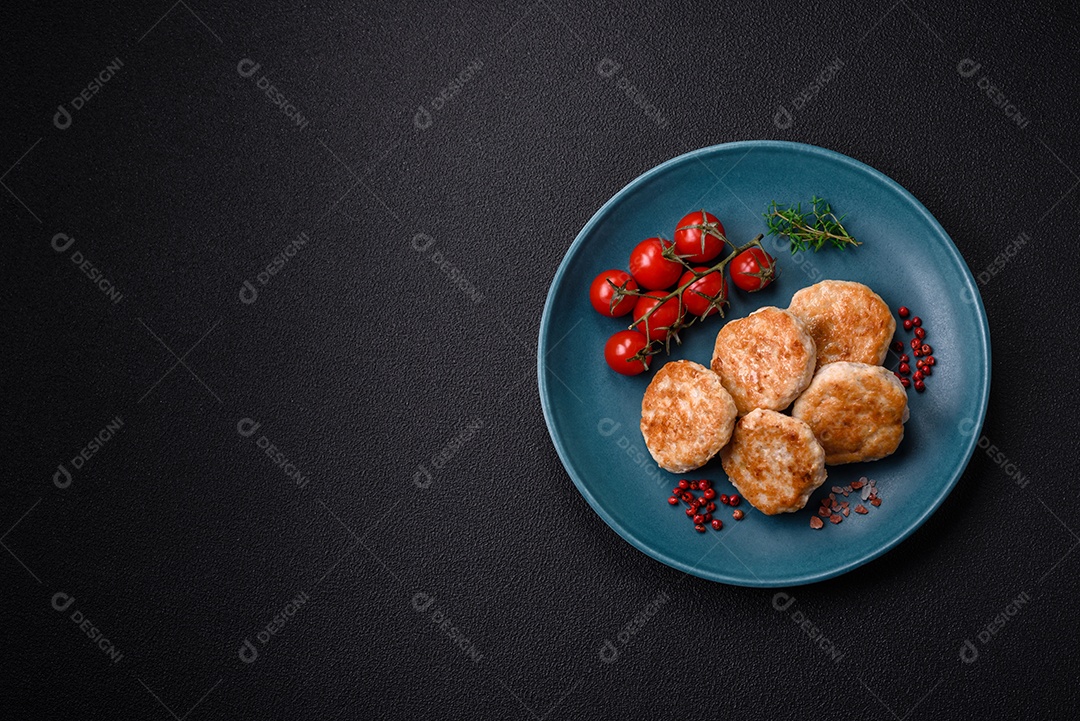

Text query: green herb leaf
(764, 197), (860, 253)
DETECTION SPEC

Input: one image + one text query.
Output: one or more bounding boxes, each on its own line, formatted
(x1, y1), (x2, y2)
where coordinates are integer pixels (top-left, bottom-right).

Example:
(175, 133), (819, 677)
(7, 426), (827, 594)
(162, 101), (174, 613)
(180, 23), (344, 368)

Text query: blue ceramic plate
(538, 141), (990, 587)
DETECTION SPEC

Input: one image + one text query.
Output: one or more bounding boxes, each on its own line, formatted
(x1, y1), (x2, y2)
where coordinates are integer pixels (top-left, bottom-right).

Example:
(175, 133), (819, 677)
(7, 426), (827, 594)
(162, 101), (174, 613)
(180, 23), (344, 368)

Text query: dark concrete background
(3, 0), (1078, 718)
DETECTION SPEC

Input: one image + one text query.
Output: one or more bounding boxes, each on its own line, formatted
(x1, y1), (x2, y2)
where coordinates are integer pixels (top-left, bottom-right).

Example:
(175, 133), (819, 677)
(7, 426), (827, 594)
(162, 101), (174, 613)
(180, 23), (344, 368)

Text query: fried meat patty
(640, 360), (738, 473)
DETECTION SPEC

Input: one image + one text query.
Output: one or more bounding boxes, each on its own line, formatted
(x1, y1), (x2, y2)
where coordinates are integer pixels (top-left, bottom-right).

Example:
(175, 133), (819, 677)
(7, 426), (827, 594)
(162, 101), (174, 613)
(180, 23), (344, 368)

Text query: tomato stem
(674, 209), (737, 258)
(621, 234), (765, 364)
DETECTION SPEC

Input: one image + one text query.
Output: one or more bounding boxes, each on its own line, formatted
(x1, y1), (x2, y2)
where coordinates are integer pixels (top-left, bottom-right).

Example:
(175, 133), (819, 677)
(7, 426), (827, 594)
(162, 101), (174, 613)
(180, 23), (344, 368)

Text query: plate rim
(537, 140), (992, 587)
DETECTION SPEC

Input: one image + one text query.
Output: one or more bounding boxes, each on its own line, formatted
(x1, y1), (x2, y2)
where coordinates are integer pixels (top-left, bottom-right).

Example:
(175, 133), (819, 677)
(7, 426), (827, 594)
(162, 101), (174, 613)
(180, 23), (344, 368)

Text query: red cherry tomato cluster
(588, 210), (778, 376)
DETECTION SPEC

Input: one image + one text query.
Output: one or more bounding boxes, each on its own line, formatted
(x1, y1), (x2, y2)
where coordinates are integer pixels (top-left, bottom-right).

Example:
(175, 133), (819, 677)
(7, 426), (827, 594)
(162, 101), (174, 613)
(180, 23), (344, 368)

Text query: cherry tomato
(604, 330), (651, 375)
(729, 247), (778, 292)
(632, 290), (683, 342)
(589, 269), (638, 317)
(673, 210), (726, 263)
(678, 268), (728, 318)
(628, 237), (682, 290)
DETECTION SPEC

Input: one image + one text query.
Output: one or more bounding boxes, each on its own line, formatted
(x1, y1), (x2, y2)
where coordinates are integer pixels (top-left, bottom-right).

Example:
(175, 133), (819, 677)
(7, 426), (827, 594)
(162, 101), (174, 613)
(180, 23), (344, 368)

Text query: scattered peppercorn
(895, 306), (938, 393)
(668, 480), (746, 534)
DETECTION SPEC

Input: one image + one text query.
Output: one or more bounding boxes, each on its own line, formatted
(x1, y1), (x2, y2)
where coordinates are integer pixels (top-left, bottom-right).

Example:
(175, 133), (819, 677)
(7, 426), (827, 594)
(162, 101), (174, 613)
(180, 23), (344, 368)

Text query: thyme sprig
(764, 196), (859, 253)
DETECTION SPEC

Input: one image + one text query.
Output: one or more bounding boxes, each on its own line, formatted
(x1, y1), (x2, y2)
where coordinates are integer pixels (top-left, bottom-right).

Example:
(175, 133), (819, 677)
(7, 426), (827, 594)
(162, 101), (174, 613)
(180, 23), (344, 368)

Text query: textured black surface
(4, 1), (1079, 718)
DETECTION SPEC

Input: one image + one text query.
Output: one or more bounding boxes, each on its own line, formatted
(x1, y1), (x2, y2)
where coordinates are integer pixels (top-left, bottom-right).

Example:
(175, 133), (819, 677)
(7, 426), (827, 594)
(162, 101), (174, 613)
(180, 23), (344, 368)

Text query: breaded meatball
(787, 280), (896, 368)
(710, 306), (816, 415)
(791, 361), (909, 465)
(640, 360), (738, 473)
(720, 409), (827, 515)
